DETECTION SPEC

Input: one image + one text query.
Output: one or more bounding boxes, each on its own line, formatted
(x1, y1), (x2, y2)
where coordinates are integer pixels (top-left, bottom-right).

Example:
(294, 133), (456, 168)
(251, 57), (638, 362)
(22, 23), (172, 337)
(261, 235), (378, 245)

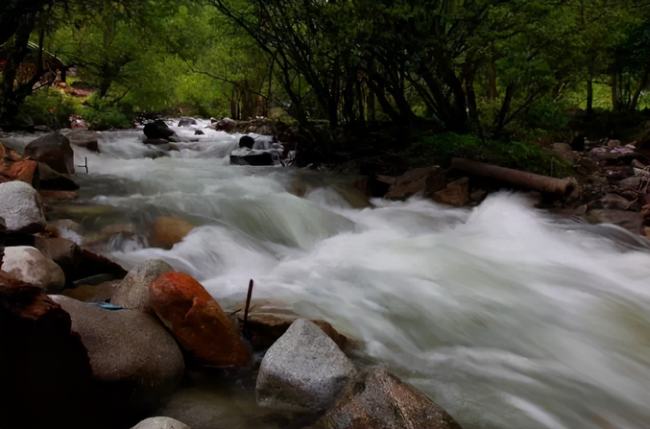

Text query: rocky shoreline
(0, 127), (462, 429)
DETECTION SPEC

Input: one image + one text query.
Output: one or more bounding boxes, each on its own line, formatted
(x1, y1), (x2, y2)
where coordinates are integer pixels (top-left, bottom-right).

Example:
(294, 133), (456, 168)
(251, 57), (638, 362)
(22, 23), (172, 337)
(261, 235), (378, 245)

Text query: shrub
(408, 132), (572, 177)
(80, 98), (133, 130)
(16, 89), (77, 129)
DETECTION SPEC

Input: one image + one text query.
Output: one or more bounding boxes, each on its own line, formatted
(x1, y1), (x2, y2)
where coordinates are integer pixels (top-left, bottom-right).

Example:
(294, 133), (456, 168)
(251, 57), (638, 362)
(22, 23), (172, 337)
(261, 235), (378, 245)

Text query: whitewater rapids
(9, 120), (650, 429)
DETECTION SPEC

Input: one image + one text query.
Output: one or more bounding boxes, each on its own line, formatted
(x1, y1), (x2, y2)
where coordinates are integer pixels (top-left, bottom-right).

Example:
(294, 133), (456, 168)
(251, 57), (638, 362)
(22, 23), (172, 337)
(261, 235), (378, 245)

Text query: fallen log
(451, 158), (578, 197)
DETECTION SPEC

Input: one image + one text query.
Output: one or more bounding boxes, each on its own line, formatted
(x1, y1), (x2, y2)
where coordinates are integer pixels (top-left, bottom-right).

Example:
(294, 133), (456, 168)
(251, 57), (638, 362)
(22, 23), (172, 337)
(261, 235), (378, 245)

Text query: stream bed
(7, 121), (650, 429)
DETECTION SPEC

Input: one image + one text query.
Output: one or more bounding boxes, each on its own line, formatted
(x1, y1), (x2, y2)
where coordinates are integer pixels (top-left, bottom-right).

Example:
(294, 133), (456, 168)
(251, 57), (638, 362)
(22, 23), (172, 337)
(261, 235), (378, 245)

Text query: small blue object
(97, 303), (124, 311)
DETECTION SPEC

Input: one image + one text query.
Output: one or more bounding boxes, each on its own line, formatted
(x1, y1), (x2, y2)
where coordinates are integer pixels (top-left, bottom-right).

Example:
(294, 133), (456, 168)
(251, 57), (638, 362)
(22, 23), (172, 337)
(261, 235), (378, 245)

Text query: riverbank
(2, 122), (650, 429)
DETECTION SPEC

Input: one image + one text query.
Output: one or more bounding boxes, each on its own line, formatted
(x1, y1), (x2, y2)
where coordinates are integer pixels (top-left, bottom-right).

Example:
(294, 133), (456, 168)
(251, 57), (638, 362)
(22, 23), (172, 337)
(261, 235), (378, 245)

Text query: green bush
(17, 89), (77, 129)
(407, 132), (573, 177)
(80, 98), (133, 130)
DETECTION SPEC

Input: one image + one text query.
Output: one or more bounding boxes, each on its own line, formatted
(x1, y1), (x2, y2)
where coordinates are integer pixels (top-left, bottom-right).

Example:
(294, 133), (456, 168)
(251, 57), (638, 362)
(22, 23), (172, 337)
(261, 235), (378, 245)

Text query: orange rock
(149, 272), (251, 367)
(3, 159), (38, 184)
(149, 216), (194, 249)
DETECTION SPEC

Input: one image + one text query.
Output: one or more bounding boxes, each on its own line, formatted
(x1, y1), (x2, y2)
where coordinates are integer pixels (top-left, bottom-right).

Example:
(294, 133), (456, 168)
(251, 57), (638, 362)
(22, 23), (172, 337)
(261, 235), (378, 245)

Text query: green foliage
(16, 89), (77, 128)
(408, 133), (572, 178)
(80, 98), (132, 130)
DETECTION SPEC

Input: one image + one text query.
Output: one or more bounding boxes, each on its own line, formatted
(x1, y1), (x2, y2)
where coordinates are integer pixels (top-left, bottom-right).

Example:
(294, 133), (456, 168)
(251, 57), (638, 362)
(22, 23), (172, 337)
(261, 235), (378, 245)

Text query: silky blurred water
(12, 120), (650, 429)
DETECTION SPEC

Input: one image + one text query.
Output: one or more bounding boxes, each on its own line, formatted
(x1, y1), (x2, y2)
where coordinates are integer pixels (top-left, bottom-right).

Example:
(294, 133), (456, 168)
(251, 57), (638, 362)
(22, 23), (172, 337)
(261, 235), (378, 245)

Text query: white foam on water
(38, 126), (650, 429)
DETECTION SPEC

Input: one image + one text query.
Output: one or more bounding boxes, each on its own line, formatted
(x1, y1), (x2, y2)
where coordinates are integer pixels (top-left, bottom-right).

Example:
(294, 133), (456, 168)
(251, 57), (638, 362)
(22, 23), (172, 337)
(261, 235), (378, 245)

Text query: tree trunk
(586, 76), (594, 115)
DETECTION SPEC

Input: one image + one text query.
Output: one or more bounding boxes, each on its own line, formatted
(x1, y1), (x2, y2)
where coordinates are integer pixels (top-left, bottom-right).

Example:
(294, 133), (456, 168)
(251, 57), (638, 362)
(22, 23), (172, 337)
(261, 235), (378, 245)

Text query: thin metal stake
(243, 279), (254, 339)
(76, 156), (89, 174)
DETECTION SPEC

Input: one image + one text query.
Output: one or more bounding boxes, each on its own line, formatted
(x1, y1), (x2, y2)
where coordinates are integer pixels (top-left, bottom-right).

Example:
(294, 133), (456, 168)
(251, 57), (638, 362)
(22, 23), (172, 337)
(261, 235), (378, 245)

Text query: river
(7, 120), (650, 429)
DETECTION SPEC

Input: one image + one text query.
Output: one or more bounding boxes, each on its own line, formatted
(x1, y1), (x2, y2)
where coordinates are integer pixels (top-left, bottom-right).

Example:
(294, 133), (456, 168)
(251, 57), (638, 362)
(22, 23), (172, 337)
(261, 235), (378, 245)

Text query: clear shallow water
(13, 120), (650, 429)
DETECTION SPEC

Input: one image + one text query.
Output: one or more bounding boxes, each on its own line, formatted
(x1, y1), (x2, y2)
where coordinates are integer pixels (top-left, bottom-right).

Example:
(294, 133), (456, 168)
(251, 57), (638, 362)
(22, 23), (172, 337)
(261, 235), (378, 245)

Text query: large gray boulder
(24, 131), (75, 174)
(111, 259), (174, 312)
(2, 246), (65, 292)
(52, 296), (185, 413)
(256, 319), (356, 413)
(312, 367), (463, 429)
(131, 417), (191, 429)
(0, 181), (45, 232)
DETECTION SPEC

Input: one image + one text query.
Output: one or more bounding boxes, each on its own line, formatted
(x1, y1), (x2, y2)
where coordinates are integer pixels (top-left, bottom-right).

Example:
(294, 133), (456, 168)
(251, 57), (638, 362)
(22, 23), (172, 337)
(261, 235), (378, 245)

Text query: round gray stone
(256, 319), (356, 413)
(131, 416), (191, 429)
(0, 181), (45, 232)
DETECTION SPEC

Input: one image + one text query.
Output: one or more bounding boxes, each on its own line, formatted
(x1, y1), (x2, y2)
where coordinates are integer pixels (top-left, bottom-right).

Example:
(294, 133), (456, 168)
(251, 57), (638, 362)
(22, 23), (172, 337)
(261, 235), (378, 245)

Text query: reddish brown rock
(237, 303), (350, 351)
(1, 159), (38, 185)
(0, 273), (96, 429)
(149, 272), (251, 367)
(39, 190), (79, 202)
(149, 216), (195, 249)
(433, 177), (470, 207)
(385, 167), (446, 200)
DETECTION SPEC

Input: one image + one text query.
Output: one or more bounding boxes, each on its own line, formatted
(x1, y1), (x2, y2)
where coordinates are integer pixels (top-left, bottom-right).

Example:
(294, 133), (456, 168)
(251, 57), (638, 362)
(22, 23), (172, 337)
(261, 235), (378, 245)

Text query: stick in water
(243, 279), (254, 339)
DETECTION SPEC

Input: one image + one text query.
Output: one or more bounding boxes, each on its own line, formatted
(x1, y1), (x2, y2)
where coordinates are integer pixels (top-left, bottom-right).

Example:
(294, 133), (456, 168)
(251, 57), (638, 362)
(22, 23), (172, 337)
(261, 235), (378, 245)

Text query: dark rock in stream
(311, 367), (463, 429)
(24, 132), (75, 175)
(239, 135), (256, 149)
(53, 296), (185, 416)
(37, 162), (79, 190)
(144, 120), (175, 140)
(256, 319), (356, 413)
(0, 273), (96, 429)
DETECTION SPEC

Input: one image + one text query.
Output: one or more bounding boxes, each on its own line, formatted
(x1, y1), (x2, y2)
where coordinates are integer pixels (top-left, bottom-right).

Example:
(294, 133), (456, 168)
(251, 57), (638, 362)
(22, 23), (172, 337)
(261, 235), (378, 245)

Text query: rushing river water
(7, 120), (650, 429)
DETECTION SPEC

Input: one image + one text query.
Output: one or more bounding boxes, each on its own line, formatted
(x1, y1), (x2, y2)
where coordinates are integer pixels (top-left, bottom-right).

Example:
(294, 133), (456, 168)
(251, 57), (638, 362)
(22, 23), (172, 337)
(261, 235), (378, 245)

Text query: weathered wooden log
(451, 158), (578, 196)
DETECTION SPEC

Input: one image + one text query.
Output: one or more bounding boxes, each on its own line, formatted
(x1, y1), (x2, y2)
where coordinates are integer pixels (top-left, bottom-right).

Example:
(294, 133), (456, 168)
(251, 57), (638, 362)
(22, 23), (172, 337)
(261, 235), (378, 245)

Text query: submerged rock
(178, 117), (198, 127)
(131, 416), (191, 429)
(149, 272), (251, 367)
(256, 319), (356, 413)
(587, 209), (644, 234)
(150, 216), (195, 249)
(24, 132), (75, 174)
(112, 259), (174, 312)
(0, 181), (46, 232)
(312, 367), (463, 429)
(2, 246), (65, 292)
(53, 296), (185, 414)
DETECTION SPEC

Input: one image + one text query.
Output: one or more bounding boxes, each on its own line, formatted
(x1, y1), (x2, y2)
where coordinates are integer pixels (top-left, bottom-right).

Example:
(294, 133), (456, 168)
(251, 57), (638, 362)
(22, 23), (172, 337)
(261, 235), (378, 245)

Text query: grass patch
(407, 132), (573, 177)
